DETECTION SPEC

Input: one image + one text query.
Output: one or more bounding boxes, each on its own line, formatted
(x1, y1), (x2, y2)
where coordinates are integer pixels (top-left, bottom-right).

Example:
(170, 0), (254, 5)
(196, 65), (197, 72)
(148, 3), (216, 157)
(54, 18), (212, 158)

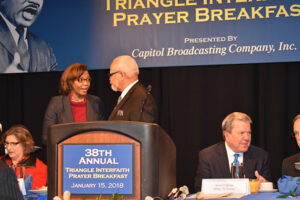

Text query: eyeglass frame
(108, 71), (120, 78)
(77, 77), (91, 83)
(292, 131), (300, 137)
(4, 142), (20, 148)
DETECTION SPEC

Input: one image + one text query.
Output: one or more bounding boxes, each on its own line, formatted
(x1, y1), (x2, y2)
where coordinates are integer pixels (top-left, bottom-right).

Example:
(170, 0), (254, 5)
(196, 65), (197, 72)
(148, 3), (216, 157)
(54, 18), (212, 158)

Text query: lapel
(27, 32), (37, 71)
(0, 16), (18, 58)
(110, 82), (139, 117)
(217, 142), (231, 177)
(62, 95), (74, 122)
(86, 95), (94, 121)
(243, 147), (256, 178)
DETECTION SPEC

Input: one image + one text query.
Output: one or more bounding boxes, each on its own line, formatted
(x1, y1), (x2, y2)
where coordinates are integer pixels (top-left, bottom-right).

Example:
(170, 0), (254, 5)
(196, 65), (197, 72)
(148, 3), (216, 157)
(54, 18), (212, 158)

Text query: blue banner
(62, 144), (133, 195)
(1, 0), (299, 72)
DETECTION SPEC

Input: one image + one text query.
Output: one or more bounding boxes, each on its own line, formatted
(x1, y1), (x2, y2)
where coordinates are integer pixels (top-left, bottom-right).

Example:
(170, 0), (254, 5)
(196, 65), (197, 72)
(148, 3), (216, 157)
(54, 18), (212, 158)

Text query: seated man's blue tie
(233, 153), (240, 165)
(232, 153), (241, 178)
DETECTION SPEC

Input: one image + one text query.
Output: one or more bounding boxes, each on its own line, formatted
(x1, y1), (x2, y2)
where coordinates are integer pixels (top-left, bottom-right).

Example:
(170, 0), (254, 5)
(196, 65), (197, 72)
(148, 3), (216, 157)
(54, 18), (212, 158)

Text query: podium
(47, 121), (176, 200)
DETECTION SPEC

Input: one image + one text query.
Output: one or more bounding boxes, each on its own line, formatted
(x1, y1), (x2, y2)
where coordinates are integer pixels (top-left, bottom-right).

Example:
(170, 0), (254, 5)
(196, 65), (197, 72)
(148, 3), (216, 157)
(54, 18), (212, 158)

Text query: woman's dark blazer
(42, 94), (105, 144)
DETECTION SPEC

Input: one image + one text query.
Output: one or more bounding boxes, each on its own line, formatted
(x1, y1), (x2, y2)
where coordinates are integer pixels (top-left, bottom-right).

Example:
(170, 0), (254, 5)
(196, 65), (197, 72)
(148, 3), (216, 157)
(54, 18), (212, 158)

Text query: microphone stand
(139, 85), (152, 121)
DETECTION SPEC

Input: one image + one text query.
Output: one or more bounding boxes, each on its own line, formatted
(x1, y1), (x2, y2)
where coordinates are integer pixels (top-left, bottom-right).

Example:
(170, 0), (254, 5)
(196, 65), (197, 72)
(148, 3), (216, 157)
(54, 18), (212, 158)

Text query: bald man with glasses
(108, 55), (158, 123)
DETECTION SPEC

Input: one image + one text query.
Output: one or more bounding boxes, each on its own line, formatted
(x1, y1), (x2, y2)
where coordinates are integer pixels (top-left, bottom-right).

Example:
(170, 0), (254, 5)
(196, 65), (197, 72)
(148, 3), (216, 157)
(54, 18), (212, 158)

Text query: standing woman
(42, 63), (105, 144)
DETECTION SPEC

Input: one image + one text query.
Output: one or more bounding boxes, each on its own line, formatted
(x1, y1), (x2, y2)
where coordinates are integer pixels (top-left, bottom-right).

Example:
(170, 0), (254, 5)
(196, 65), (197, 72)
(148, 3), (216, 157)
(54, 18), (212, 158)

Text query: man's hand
(4, 52), (25, 73)
(255, 170), (267, 182)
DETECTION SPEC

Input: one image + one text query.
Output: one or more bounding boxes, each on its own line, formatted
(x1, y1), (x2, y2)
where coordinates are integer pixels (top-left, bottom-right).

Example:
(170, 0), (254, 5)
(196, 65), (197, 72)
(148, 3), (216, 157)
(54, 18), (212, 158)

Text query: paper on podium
(201, 179), (250, 196)
(186, 192), (231, 199)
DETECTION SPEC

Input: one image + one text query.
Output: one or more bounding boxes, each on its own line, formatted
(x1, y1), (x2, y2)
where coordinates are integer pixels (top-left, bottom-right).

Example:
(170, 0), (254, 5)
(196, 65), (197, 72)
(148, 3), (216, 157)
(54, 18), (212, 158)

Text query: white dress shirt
(120, 80), (138, 99)
(225, 141), (244, 171)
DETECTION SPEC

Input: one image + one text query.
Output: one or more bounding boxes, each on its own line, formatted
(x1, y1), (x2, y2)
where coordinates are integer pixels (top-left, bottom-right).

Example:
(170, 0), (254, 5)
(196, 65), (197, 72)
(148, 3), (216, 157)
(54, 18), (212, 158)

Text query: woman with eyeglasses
(0, 125), (47, 189)
(42, 63), (105, 144)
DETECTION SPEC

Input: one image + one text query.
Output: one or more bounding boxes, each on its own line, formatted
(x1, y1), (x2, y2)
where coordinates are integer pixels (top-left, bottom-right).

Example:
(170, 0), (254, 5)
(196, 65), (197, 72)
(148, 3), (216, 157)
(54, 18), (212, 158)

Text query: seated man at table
(194, 112), (272, 191)
(281, 114), (300, 177)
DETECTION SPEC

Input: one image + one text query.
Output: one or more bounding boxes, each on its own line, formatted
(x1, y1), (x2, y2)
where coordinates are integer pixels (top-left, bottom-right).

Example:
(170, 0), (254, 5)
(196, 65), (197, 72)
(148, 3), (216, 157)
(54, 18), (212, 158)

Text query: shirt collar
(121, 80), (138, 99)
(0, 13), (28, 44)
(225, 141), (237, 156)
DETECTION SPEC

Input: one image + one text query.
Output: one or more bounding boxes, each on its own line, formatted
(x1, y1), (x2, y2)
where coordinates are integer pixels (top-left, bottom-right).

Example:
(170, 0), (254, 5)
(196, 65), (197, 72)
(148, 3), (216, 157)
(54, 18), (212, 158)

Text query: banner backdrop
(3, 0), (300, 72)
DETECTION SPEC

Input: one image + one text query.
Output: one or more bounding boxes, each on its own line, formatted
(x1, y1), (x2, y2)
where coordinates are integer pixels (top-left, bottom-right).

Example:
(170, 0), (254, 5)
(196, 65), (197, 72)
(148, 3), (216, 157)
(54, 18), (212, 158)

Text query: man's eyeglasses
(108, 71), (120, 78)
(292, 131), (300, 137)
(77, 78), (91, 83)
(4, 142), (20, 148)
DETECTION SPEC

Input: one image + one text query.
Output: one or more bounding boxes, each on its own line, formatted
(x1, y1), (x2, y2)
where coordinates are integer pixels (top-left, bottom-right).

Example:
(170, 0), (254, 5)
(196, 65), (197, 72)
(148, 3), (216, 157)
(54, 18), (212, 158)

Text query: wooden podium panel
(48, 121), (176, 200)
(57, 131), (140, 200)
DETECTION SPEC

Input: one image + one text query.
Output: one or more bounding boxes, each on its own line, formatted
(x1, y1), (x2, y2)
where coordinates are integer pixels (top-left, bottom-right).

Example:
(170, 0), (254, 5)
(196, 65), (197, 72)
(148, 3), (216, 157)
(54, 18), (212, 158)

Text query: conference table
(236, 192), (298, 199)
(23, 192), (300, 200)
(187, 191), (299, 200)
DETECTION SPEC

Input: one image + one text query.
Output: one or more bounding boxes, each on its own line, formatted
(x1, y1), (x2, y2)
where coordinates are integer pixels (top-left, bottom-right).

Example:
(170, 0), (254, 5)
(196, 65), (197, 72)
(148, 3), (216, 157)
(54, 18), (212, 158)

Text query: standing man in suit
(0, 0), (58, 73)
(194, 112), (271, 191)
(108, 55), (158, 123)
(281, 114), (300, 177)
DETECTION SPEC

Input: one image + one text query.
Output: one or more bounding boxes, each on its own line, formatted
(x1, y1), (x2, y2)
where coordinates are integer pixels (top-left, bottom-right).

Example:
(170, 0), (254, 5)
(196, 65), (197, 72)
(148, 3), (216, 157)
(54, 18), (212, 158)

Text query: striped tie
(16, 26), (30, 71)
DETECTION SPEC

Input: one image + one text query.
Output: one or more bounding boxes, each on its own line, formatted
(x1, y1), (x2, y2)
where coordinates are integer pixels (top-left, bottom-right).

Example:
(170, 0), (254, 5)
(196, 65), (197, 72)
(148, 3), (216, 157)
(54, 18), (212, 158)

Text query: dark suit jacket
(0, 15), (57, 72)
(0, 162), (24, 200)
(282, 153), (300, 177)
(108, 82), (158, 123)
(194, 142), (272, 192)
(42, 94), (105, 143)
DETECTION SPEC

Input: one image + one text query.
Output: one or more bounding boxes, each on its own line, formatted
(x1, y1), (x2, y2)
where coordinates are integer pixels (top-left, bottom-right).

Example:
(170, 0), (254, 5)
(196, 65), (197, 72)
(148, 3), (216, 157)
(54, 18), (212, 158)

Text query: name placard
(62, 144), (133, 195)
(201, 179), (250, 195)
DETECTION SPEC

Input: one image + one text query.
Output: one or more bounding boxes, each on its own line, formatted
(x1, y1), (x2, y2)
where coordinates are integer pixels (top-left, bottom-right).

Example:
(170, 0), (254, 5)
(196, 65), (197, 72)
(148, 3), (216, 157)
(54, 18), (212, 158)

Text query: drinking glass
(231, 163), (244, 178)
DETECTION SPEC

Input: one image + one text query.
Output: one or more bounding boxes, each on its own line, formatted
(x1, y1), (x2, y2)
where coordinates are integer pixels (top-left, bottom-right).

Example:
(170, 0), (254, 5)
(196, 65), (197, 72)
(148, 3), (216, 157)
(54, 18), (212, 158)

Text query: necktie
(233, 153), (240, 165)
(16, 26), (30, 71)
(232, 153), (243, 178)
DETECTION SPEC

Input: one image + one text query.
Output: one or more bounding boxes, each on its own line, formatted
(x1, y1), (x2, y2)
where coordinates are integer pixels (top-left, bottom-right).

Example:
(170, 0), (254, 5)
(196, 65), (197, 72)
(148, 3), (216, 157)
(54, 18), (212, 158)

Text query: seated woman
(0, 125), (47, 189)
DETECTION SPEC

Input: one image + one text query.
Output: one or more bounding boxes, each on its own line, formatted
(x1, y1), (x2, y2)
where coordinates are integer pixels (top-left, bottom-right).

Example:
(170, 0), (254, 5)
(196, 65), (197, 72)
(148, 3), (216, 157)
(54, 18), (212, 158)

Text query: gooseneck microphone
(140, 84), (153, 120)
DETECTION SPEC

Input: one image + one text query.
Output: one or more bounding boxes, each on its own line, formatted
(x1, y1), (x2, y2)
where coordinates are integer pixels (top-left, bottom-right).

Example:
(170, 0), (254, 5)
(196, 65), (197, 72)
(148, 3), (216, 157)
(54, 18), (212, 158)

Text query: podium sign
(48, 121), (176, 200)
(62, 144), (133, 195)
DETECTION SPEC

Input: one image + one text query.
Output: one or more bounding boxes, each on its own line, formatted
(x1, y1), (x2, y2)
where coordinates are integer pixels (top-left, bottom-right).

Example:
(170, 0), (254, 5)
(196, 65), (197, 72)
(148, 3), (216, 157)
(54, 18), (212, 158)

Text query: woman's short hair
(59, 63), (88, 94)
(1, 125), (34, 156)
(222, 112), (252, 132)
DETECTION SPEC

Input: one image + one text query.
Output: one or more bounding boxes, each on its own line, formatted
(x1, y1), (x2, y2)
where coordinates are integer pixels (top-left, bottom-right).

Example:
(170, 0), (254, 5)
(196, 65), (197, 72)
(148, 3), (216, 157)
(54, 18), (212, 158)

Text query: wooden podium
(47, 121), (176, 200)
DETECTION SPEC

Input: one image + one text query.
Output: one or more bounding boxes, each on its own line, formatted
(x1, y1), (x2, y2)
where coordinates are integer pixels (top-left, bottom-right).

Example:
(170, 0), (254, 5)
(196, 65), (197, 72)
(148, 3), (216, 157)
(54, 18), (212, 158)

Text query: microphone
(168, 187), (178, 198)
(174, 185), (189, 198)
(63, 190), (71, 200)
(140, 84), (152, 115)
(147, 84), (152, 94)
(33, 146), (42, 152)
